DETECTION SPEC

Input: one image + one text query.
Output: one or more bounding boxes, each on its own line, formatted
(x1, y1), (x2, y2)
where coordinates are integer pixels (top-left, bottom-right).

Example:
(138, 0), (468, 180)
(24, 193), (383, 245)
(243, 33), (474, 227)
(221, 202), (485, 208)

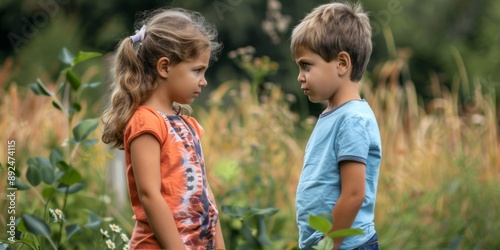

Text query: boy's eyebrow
(193, 64), (208, 69)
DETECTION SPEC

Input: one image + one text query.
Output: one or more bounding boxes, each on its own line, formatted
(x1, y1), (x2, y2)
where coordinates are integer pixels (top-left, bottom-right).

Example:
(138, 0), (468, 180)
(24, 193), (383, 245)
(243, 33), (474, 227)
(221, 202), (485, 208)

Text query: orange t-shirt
(123, 105), (218, 249)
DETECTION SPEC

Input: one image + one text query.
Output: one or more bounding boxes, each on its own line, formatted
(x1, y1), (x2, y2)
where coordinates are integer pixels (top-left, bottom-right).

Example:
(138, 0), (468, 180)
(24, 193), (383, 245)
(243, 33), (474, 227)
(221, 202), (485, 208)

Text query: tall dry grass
(2, 42), (499, 248)
(362, 48), (499, 249)
(198, 46), (500, 248)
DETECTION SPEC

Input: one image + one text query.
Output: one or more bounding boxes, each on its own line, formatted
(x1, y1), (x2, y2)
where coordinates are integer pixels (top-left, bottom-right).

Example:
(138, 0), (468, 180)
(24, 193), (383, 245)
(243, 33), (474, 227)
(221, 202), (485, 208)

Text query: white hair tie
(130, 25), (146, 43)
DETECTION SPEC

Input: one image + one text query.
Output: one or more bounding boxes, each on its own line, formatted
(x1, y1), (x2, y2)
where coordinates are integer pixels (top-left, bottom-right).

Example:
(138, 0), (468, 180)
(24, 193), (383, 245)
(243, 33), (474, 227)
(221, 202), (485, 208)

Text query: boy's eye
(302, 63), (310, 69)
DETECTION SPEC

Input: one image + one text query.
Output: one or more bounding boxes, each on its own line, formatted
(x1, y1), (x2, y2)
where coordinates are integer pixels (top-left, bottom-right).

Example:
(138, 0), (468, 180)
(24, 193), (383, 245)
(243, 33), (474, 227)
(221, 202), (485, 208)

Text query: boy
(291, 2), (382, 250)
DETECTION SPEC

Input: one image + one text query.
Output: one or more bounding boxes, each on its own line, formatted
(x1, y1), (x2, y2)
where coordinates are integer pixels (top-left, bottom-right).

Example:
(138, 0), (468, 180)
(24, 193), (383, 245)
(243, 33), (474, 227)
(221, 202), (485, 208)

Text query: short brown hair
(290, 2), (372, 82)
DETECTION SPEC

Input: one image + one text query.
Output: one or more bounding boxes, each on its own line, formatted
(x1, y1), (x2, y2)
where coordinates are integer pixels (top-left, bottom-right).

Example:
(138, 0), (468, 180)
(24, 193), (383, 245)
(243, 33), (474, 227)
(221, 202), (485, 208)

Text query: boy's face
(294, 46), (341, 104)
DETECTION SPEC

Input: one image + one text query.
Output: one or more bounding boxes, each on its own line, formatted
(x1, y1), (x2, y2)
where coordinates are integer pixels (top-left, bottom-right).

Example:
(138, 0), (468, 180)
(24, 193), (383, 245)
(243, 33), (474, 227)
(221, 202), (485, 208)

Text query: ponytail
(101, 37), (157, 149)
(101, 8), (221, 149)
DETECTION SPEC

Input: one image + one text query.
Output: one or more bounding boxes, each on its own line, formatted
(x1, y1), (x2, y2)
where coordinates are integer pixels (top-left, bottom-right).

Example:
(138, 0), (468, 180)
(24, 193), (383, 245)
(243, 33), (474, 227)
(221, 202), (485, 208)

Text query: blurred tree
(1, 0), (499, 115)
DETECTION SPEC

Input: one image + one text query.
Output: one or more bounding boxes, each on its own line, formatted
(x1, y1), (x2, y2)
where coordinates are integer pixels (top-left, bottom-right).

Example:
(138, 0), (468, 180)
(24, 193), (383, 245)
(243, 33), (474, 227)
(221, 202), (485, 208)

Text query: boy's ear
(156, 57), (170, 79)
(336, 51), (351, 77)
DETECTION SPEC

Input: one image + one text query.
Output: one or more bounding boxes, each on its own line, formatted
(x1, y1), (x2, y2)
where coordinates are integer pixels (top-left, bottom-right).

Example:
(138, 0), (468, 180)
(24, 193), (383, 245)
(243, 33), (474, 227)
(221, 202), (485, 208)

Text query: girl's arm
(130, 134), (186, 250)
(328, 161), (366, 250)
(208, 184), (226, 250)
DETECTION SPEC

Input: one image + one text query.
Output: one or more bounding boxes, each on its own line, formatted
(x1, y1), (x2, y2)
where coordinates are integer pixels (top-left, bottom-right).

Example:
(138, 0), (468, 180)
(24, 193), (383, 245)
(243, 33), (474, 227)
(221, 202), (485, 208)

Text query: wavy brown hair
(101, 8), (221, 149)
(290, 2), (372, 82)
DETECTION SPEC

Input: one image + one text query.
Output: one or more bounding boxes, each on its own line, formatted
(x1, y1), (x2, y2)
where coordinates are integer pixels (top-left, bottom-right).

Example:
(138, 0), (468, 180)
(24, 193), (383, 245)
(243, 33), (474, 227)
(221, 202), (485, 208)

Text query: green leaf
(59, 47), (75, 66)
(26, 165), (41, 186)
(241, 223), (258, 244)
(249, 207), (279, 217)
(56, 81), (67, 95)
(56, 161), (71, 171)
(15, 178), (31, 190)
(257, 216), (272, 246)
(309, 215), (332, 234)
(81, 82), (101, 90)
(0, 242), (11, 250)
(16, 217), (28, 233)
(327, 228), (364, 239)
(28, 83), (43, 95)
(40, 165), (55, 184)
(22, 214), (50, 238)
(19, 237), (35, 247)
(57, 183), (85, 194)
(73, 102), (82, 112)
(65, 224), (82, 241)
(221, 205), (250, 219)
(313, 238), (334, 250)
(72, 118), (99, 142)
(66, 68), (82, 91)
(36, 78), (52, 96)
(85, 211), (101, 229)
(49, 149), (63, 168)
(59, 167), (82, 185)
(81, 139), (99, 146)
(73, 51), (101, 65)
(28, 157), (53, 169)
(42, 187), (56, 200)
(52, 100), (63, 111)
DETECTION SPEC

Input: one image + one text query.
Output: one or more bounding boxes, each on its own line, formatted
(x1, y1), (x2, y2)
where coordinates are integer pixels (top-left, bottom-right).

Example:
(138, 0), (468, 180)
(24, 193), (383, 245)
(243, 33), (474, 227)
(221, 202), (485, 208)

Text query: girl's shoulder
(124, 106), (168, 147)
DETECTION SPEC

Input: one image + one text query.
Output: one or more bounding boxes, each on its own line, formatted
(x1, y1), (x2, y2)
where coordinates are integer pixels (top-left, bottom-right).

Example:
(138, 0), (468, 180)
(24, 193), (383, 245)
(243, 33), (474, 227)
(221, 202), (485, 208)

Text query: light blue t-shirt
(296, 100), (382, 249)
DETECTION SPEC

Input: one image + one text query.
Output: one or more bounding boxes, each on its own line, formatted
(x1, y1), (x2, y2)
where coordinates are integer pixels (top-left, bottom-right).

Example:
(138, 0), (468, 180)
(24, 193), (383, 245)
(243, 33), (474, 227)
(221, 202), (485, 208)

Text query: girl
(101, 8), (225, 250)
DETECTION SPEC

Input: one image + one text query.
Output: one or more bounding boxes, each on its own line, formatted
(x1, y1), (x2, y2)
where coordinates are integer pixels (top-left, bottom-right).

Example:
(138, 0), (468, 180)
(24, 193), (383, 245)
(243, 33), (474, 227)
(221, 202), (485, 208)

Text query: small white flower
(105, 239), (116, 249)
(120, 233), (129, 242)
(100, 228), (110, 238)
(49, 208), (63, 222)
(49, 208), (57, 218)
(122, 243), (130, 250)
(54, 209), (63, 220)
(109, 224), (121, 233)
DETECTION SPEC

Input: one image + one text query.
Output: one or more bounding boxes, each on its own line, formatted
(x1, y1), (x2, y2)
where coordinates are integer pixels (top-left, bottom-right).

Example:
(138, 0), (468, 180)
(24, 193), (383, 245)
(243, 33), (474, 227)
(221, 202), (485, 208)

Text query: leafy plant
(221, 205), (279, 250)
(308, 215), (364, 250)
(1, 48), (104, 249)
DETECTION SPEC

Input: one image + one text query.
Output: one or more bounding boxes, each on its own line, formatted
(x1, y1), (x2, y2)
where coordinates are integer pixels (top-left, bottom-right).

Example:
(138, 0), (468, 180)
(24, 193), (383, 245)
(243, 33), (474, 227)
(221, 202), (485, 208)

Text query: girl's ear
(336, 51), (351, 77)
(156, 57), (170, 79)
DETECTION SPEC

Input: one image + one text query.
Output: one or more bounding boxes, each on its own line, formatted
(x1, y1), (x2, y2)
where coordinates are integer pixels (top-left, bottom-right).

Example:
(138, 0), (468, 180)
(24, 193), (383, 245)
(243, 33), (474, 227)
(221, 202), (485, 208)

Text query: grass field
(1, 48), (499, 249)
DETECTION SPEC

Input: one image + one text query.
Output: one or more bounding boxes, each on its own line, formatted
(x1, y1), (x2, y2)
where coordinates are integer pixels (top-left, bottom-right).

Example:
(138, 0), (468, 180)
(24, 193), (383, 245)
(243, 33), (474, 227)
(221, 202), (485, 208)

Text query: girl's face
(164, 48), (211, 104)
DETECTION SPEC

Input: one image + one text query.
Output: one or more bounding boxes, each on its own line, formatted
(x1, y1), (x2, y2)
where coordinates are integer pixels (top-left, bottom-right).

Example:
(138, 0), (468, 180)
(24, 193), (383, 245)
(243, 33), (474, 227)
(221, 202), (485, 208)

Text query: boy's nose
(199, 78), (208, 87)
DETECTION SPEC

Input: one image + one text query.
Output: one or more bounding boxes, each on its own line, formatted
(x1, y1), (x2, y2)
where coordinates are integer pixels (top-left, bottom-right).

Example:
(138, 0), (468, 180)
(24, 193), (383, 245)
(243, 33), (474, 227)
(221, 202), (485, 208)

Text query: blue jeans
(353, 233), (379, 250)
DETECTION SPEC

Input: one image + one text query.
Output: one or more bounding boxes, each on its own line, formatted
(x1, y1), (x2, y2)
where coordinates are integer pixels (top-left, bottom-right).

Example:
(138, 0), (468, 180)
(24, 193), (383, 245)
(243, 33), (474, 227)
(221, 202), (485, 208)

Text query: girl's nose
(297, 72), (305, 83)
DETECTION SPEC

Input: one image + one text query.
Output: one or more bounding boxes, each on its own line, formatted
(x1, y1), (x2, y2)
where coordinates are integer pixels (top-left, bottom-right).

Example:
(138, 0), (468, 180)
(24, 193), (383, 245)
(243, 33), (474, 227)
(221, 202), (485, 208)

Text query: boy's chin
(307, 96), (322, 103)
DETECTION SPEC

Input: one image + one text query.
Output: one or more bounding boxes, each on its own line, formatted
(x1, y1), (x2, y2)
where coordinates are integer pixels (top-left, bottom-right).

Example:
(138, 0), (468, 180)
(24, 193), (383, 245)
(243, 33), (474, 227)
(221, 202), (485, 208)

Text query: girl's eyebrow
(296, 58), (310, 64)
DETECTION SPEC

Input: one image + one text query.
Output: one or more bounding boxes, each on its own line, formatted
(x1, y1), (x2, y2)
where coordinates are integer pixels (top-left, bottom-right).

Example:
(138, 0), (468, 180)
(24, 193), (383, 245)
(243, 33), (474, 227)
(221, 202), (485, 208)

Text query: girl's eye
(302, 63), (310, 70)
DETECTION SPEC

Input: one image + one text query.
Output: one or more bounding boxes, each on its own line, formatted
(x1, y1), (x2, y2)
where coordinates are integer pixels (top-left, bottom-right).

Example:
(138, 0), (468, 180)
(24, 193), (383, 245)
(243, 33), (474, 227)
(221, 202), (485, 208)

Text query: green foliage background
(2, 0), (500, 115)
(1, 0), (499, 249)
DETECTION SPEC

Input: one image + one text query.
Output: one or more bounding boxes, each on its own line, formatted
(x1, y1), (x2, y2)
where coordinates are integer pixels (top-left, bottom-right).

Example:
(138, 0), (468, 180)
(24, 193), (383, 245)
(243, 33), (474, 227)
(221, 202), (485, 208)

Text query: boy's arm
(328, 160), (366, 250)
(208, 184), (226, 250)
(130, 134), (186, 250)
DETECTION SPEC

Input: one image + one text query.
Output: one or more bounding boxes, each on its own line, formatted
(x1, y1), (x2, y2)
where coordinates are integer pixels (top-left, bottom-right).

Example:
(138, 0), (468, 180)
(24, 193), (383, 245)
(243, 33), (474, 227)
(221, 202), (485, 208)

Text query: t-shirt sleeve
(336, 116), (371, 165)
(124, 108), (165, 149)
(184, 116), (204, 139)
